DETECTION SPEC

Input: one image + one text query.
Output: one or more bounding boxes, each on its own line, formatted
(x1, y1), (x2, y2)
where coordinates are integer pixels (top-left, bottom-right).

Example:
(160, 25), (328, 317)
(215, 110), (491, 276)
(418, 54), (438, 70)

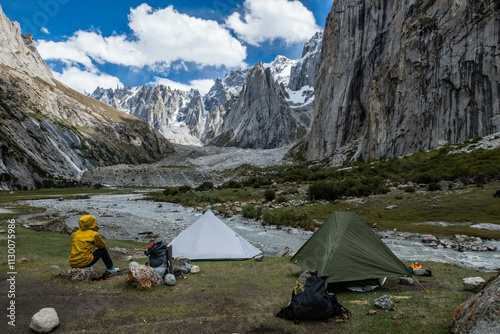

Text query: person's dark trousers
(87, 248), (114, 269)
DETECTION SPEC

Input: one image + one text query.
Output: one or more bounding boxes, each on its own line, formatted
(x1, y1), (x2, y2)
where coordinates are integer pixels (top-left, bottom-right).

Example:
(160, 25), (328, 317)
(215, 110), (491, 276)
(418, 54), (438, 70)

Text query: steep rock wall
(307, 0), (500, 161)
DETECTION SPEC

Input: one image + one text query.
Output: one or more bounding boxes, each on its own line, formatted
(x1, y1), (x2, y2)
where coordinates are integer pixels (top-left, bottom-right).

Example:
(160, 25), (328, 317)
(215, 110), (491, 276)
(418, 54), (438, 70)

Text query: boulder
(374, 295), (394, 311)
(399, 277), (415, 285)
(450, 274), (500, 333)
(126, 261), (163, 290)
(164, 273), (176, 286)
(422, 235), (438, 243)
(277, 247), (290, 257)
(412, 269), (432, 276)
(59, 267), (97, 281)
(462, 277), (486, 292)
(30, 307), (59, 333)
(28, 217), (71, 234)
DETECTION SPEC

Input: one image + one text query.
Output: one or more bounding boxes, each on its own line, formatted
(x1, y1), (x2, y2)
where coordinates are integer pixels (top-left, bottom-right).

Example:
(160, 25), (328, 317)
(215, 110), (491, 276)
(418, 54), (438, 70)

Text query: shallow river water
(22, 193), (500, 272)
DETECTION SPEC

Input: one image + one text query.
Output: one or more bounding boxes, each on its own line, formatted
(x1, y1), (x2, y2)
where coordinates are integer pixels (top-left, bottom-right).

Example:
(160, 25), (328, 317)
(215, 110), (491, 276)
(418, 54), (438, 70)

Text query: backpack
(144, 241), (172, 277)
(276, 271), (350, 324)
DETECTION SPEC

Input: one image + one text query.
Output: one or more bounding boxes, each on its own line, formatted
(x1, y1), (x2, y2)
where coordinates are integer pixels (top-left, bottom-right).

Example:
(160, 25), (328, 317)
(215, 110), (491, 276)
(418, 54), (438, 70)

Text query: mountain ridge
(0, 5), (174, 190)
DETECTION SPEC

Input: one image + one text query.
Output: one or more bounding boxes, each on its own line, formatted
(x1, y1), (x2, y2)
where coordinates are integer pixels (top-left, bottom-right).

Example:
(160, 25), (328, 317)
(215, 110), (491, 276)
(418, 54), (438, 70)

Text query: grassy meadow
(1, 142), (500, 332)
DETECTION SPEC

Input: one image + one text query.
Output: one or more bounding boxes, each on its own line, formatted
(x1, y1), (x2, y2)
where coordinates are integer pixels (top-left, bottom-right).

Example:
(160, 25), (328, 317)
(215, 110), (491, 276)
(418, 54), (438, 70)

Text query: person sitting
(69, 215), (119, 273)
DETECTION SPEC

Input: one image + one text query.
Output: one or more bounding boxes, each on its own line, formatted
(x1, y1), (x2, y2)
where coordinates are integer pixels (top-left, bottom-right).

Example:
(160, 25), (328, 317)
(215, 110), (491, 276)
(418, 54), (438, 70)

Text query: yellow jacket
(69, 215), (106, 267)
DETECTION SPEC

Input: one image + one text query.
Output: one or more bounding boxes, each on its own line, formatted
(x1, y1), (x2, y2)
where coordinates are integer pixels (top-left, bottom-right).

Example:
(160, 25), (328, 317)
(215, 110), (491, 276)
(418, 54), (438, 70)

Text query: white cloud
(41, 27), (50, 34)
(37, 4), (247, 71)
(225, 0), (320, 46)
(53, 66), (123, 94)
(151, 77), (215, 95)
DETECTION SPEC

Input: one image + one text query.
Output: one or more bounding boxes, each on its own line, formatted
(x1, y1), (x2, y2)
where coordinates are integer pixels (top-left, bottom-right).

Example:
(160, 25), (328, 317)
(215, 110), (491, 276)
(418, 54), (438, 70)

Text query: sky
(1, 0), (332, 94)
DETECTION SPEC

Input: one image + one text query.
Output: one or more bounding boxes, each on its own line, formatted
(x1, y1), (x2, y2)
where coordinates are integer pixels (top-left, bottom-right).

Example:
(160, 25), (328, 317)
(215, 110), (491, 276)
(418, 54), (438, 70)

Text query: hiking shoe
(106, 267), (119, 274)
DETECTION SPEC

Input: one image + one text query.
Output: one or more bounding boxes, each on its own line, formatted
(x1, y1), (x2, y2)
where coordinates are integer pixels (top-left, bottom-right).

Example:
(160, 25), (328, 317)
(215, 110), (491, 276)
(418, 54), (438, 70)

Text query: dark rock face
(205, 62), (305, 149)
(307, 0), (500, 161)
(450, 273), (500, 333)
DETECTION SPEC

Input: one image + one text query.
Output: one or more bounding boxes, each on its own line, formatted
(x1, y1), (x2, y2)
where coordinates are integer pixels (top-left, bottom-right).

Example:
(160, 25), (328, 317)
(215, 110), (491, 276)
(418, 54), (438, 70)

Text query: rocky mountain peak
(0, 5), (55, 85)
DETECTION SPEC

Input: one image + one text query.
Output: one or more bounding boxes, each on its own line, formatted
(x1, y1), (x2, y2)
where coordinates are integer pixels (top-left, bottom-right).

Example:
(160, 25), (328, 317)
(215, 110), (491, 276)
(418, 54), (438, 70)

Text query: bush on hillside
(264, 189), (276, 202)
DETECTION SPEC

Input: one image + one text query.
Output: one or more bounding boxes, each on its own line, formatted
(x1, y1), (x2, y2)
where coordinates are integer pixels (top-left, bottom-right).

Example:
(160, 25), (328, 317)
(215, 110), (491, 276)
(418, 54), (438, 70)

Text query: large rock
(59, 267), (97, 281)
(28, 217), (71, 234)
(30, 307), (59, 333)
(307, 0), (500, 162)
(126, 262), (163, 290)
(462, 276), (486, 292)
(450, 274), (500, 333)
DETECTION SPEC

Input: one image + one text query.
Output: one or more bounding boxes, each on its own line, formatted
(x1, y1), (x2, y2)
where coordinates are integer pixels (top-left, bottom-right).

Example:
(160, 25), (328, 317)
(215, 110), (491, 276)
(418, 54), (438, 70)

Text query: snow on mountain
(90, 31), (323, 147)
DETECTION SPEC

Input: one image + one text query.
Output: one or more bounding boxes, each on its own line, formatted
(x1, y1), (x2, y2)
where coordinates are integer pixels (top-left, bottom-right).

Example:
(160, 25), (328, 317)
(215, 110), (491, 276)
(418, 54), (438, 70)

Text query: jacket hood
(78, 215), (99, 232)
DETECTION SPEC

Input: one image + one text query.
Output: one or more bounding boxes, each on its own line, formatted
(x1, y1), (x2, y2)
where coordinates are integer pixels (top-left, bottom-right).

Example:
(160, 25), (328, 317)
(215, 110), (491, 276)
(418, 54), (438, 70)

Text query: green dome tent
(291, 211), (411, 286)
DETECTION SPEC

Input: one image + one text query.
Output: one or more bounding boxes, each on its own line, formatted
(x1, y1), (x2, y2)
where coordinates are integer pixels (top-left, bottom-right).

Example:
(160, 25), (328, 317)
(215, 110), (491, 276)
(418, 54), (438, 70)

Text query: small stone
(277, 247), (290, 257)
(422, 234), (437, 243)
(412, 269), (432, 276)
(15, 257), (30, 263)
(462, 277), (485, 291)
(190, 265), (200, 274)
(254, 255), (264, 261)
(30, 307), (59, 333)
(367, 310), (377, 315)
(164, 273), (176, 286)
(399, 277), (415, 285)
(487, 245), (497, 251)
(374, 295), (394, 311)
(385, 205), (398, 210)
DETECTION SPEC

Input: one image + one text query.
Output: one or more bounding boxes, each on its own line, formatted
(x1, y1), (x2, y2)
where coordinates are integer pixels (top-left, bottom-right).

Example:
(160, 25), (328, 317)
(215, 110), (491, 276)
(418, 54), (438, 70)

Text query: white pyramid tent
(168, 209), (262, 260)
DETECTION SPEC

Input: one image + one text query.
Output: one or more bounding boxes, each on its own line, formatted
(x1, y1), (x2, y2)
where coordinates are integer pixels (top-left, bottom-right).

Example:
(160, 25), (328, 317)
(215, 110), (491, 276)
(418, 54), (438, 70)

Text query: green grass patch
(0, 222), (495, 333)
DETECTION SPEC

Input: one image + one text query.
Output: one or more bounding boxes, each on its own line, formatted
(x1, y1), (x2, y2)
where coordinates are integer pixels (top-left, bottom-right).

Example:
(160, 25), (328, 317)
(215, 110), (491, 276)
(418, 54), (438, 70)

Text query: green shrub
(261, 207), (316, 230)
(178, 185), (192, 193)
(405, 186), (416, 193)
(196, 181), (214, 191)
(163, 187), (178, 196)
(221, 180), (242, 189)
(242, 205), (262, 219)
(427, 183), (441, 191)
(276, 195), (288, 203)
(264, 189), (276, 202)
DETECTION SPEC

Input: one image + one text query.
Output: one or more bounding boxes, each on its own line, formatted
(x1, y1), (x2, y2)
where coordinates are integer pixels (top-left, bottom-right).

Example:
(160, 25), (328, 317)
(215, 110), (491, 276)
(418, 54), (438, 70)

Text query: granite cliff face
(307, 0), (500, 161)
(0, 6), (174, 190)
(204, 62), (308, 149)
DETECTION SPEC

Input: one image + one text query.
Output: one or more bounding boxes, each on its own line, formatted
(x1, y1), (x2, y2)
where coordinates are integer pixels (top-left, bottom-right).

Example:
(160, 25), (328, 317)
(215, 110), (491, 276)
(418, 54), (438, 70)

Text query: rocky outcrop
(204, 62), (307, 149)
(0, 5), (54, 85)
(450, 273), (500, 333)
(289, 31), (323, 91)
(307, 0), (500, 161)
(0, 9), (174, 190)
(91, 85), (204, 145)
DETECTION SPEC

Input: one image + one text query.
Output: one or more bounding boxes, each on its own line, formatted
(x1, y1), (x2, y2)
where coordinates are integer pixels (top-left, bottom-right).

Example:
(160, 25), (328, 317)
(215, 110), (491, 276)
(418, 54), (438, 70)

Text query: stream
(21, 193), (500, 272)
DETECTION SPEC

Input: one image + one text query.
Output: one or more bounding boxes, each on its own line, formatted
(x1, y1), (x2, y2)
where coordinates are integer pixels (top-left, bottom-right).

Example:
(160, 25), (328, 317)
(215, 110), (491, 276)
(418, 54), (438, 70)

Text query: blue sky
(1, 0), (332, 94)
